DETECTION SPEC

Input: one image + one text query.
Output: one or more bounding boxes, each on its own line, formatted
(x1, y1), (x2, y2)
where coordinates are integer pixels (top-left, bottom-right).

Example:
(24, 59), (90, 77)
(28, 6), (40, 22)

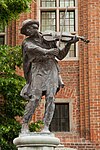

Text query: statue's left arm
(56, 43), (71, 60)
(55, 37), (79, 60)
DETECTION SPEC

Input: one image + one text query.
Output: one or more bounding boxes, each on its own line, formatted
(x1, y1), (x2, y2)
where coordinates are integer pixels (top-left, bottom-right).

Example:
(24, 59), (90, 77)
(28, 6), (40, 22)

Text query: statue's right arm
(23, 40), (47, 55)
(23, 40), (59, 56)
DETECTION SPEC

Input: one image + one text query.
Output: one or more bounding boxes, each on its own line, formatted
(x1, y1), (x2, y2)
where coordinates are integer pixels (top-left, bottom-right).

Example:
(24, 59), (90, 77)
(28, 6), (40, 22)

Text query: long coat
(20, 35), (70, 100)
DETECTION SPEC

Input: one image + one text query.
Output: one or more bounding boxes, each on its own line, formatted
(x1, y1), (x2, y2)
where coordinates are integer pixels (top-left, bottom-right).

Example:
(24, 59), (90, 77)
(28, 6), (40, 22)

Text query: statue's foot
(21, 123), (30, 134)
(41, 126), (50, 133)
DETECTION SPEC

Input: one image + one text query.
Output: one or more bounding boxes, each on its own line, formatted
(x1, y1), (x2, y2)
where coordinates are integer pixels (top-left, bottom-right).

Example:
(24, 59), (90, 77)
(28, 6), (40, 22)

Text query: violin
(42, 30), (90, 44)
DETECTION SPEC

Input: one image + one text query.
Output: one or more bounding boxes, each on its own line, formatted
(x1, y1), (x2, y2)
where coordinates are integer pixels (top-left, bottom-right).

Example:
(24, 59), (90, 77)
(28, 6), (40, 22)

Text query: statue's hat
(21, 19), (39, 35)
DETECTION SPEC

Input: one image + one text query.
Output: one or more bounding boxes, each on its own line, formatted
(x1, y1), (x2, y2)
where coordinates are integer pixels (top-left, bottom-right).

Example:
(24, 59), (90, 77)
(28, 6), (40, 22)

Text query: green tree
(0, 45), (44, 150)
(0, 0), (34, 24)
(0, 45), (26, 150)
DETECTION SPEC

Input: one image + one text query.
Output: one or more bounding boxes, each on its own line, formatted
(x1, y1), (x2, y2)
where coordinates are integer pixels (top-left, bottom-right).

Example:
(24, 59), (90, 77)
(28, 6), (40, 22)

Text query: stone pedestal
(13, 132), (60, 150)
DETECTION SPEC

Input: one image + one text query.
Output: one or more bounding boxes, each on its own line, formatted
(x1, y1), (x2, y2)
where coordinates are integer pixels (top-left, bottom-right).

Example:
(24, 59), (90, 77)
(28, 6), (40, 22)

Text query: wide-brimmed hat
(21, 19), (39, 35)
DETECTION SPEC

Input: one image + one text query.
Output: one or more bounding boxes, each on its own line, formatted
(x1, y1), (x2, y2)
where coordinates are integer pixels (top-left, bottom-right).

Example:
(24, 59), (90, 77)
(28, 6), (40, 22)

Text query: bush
(29, 120), (44, 132)
(0, 45), (25, 150)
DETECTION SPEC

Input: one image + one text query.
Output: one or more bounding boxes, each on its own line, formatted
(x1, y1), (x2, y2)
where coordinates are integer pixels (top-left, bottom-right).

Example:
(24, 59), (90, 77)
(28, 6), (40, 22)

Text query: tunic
(20, 35), (70, 100)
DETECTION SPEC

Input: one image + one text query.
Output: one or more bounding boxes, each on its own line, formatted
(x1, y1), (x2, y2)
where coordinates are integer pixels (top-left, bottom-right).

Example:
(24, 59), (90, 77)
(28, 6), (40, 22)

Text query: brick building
(0, 0), (100, 149)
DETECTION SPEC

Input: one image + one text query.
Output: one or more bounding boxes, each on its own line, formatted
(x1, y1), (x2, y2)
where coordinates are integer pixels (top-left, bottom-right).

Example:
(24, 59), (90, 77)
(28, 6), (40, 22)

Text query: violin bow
(58, 6), (68, 46)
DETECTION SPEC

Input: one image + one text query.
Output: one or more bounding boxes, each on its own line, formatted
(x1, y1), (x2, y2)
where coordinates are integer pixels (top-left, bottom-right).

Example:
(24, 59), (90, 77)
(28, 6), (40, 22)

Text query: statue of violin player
(20, 19), (89, 133)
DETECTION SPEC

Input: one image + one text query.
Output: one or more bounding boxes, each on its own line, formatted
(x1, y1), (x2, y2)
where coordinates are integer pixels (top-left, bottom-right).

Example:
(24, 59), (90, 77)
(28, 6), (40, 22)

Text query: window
(60, 11), (75, 32)
(39, 0), (78, 58)
(59, 0), (75, 7)
(41, 11), (56, 31)
(0, 24), (6, 45)
(50, 103), (70, 132)
(41, 0), (56, 7)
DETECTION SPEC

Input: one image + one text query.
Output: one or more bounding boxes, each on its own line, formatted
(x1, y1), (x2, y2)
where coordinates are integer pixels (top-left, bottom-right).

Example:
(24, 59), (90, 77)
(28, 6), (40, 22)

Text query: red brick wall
(78, 0), (90, 140)
(57, 61), (80, 132)
(88, 0), (100, 144)
(5, 0), (100, 149)
(78, 0), (100, 149)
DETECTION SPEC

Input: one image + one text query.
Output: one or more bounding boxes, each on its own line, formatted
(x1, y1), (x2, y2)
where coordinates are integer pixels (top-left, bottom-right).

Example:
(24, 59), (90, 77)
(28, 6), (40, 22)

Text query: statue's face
(26, 24), (38, 36)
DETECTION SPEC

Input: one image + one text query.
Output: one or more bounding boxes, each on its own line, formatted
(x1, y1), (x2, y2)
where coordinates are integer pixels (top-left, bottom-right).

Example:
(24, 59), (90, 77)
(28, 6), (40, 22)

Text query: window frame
(50, 98), (74, 132)
(50, 102), (70, 132)
(37, 0), (78, 60)
(0, 27), (7, 45)
(40, 11), (57, 31)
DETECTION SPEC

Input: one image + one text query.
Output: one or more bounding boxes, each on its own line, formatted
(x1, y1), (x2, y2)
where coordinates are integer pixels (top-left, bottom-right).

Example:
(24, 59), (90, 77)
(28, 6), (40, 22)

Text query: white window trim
(36, 0), (78, 60)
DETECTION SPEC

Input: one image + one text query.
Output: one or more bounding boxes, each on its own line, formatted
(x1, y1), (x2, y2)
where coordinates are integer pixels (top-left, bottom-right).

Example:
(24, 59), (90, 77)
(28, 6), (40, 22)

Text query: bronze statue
(20, 19), (79, 133)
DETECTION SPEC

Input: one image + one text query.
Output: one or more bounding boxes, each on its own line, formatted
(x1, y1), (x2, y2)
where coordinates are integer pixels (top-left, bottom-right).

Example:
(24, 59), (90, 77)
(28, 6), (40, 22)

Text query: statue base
(13, 132), (60, 150)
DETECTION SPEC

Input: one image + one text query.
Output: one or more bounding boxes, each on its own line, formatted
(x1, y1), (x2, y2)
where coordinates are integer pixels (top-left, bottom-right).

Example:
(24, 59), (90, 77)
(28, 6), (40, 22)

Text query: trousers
(23, 88), (55, 128)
